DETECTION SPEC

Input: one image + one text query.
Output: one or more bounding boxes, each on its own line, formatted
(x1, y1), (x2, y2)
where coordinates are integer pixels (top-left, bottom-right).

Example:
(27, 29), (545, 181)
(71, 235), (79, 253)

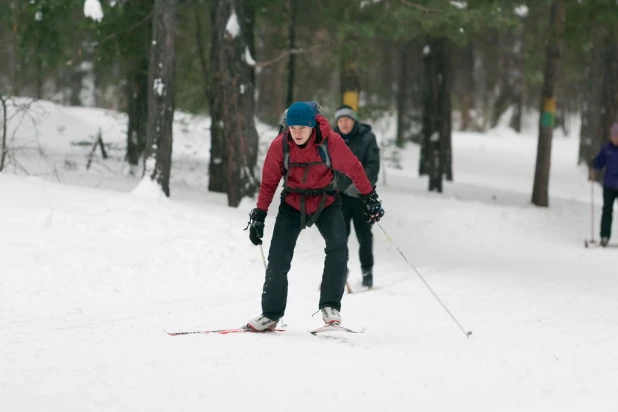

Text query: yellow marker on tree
(541, 97), (556, 127)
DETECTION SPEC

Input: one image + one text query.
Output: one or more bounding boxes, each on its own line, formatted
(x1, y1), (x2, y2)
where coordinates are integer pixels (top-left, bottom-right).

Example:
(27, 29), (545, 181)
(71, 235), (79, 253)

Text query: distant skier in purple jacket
(591, 122), (618, 247)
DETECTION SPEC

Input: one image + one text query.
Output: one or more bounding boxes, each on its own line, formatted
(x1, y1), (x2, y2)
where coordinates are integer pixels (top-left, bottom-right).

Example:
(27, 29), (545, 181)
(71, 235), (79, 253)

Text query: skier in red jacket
(245, 101), (384, 331)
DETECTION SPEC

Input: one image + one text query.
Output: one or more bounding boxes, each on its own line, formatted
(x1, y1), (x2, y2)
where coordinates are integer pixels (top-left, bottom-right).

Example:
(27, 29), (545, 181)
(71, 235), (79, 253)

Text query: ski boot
(321, 307), (341, 325)
(246, 315), (278, 331)
(361, 268), (373, 288)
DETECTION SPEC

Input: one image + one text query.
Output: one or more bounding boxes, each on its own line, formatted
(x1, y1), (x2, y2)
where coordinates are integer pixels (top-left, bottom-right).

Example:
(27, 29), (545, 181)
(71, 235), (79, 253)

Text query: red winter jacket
(257, 115), (374, 215)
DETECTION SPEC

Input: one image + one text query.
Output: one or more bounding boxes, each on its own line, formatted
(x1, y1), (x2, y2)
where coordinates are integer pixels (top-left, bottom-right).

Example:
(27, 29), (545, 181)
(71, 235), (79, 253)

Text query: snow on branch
(450, 1), (467, 9)
(514, 5), (529, 17)
(254, 42), (330, 68)
(244, 47), (256, 66)
(400, 0), (439, 12)
(225, 10), (240, 38)
(84, 0), (104, 22)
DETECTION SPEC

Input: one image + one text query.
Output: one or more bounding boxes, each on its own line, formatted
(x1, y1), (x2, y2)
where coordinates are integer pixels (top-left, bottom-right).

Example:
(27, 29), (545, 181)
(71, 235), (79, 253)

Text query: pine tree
(143, 0), (177, 197)
(209, 0), (259, 207)
(531, 0), (565, 207)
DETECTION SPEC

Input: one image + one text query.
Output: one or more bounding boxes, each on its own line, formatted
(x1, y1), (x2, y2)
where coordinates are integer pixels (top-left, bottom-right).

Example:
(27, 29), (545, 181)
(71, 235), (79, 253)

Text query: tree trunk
(509, 17), (526, 132)
(126, 0), (153, 167)
(489, 34), (508, 129)
(210, 0), (260, 207)
(125, 0), (153, 166)
(457, 41), (476, 132)
(285, 0), (297, 107)
(143, 0), (177, 197)
(531, 0), (565, 207)
(0, 95), (8, 172)
(396, 41), (408, 148)
(242, 0), (258, 192)
(35, 30), (44, 100)
(208, 2), (225, 193)
(195, 7), (212, 114)
(580, 25), (618, 176)
(443, 50), (454, 183)
(395, 40), (423, 145)
(420, 37), (453, 189)
(341, 58), (360, 111)
(441, 40), (454, 182)
(487, 15), (526, 131)
(243, 0), (256, 89)
(490, 30), (516, 129)
(578, 30), (603, 166)
(69, 11), (83, 106)
(2, 0), (20, 94)
(255, 24), (286, 126)
(126, 58), (149, 166)
(340, 14), (360, 113)
(600, 26), (618, 146)
(419, 42), (432, 177)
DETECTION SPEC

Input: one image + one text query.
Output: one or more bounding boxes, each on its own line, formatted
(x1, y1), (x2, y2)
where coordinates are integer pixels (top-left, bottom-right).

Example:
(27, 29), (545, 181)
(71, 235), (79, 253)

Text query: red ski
(164, 326), (285, 336)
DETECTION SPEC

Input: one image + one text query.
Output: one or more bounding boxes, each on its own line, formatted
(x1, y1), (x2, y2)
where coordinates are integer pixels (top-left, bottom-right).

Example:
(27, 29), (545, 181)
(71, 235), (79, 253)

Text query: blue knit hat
(286, 102), (316, 128)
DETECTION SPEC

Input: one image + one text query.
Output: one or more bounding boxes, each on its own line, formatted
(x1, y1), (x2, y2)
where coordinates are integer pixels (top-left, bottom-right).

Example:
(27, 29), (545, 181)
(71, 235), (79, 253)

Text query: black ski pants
(341, 194), (373, 272)
(261, 197), (348, 320)
(601, 187), (618, 239)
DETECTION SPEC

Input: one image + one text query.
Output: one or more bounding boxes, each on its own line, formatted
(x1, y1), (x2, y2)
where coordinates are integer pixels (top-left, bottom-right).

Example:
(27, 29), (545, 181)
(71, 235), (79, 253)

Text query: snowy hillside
(1, 99), (618, 411)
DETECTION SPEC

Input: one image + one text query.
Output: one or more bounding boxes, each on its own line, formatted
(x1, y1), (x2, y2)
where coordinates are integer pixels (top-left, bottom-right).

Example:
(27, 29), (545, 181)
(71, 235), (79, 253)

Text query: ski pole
(376, 222), (472, 339)
(259, 244), (267, 269)
(590, 177), (596, 244)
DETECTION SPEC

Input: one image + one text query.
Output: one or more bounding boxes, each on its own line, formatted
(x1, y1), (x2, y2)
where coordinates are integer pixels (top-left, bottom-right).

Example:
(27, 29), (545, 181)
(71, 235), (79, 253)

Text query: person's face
(611, 132), (618, 146)
(337, 117), (355, 135)
(289, 126), (312, 145)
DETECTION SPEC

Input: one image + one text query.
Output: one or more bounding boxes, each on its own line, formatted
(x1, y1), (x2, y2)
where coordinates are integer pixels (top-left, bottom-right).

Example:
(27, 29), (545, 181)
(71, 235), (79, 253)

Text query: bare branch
(98, 11), (154, 47)
(1, 97), (61, 180)
(400, 0), (439, 12)
(255, 42), (330, 68)
(0, 95), (7, 171)
(8, 152), (30, 175)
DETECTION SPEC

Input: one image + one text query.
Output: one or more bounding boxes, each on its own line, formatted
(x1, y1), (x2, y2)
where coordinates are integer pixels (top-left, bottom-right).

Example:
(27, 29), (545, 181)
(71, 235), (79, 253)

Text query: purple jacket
(593, 142), (618, 188)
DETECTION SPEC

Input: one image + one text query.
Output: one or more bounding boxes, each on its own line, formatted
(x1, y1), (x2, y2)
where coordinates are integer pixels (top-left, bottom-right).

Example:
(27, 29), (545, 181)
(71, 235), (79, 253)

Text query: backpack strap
(282, 132), (290, 172)
(280, 134), (336, 230)
(317, 139), (331, 168)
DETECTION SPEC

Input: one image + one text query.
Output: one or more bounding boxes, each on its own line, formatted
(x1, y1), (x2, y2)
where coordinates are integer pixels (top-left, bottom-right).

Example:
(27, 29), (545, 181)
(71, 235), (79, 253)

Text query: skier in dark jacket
(245, 102), (385, 331)
(333, 105), (380, 288)
(591, 122), (618, 247)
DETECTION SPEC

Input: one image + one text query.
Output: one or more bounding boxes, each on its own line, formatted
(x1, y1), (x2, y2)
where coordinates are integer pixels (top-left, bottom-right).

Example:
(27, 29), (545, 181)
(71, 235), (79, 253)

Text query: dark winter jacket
(592, 141), (618, 189)
(257, 115), (374, 215)
(333, 122), (380, 197)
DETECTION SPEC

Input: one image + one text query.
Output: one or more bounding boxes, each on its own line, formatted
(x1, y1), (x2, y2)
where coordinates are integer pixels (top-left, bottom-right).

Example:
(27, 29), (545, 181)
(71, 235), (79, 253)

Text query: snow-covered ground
(1, 98), (617, 411)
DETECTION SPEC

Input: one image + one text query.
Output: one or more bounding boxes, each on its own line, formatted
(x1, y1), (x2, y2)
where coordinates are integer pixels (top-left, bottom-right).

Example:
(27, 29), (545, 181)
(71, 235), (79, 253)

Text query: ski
(164, 326), (285, 336)
(310, 323), (366, 335)
(165, 324), (365, 336)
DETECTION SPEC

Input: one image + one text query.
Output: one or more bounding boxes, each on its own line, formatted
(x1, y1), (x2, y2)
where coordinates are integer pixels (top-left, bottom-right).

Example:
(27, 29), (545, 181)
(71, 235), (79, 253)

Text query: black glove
(245, 208), (267, 245)
(360, 189), (384, 225)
